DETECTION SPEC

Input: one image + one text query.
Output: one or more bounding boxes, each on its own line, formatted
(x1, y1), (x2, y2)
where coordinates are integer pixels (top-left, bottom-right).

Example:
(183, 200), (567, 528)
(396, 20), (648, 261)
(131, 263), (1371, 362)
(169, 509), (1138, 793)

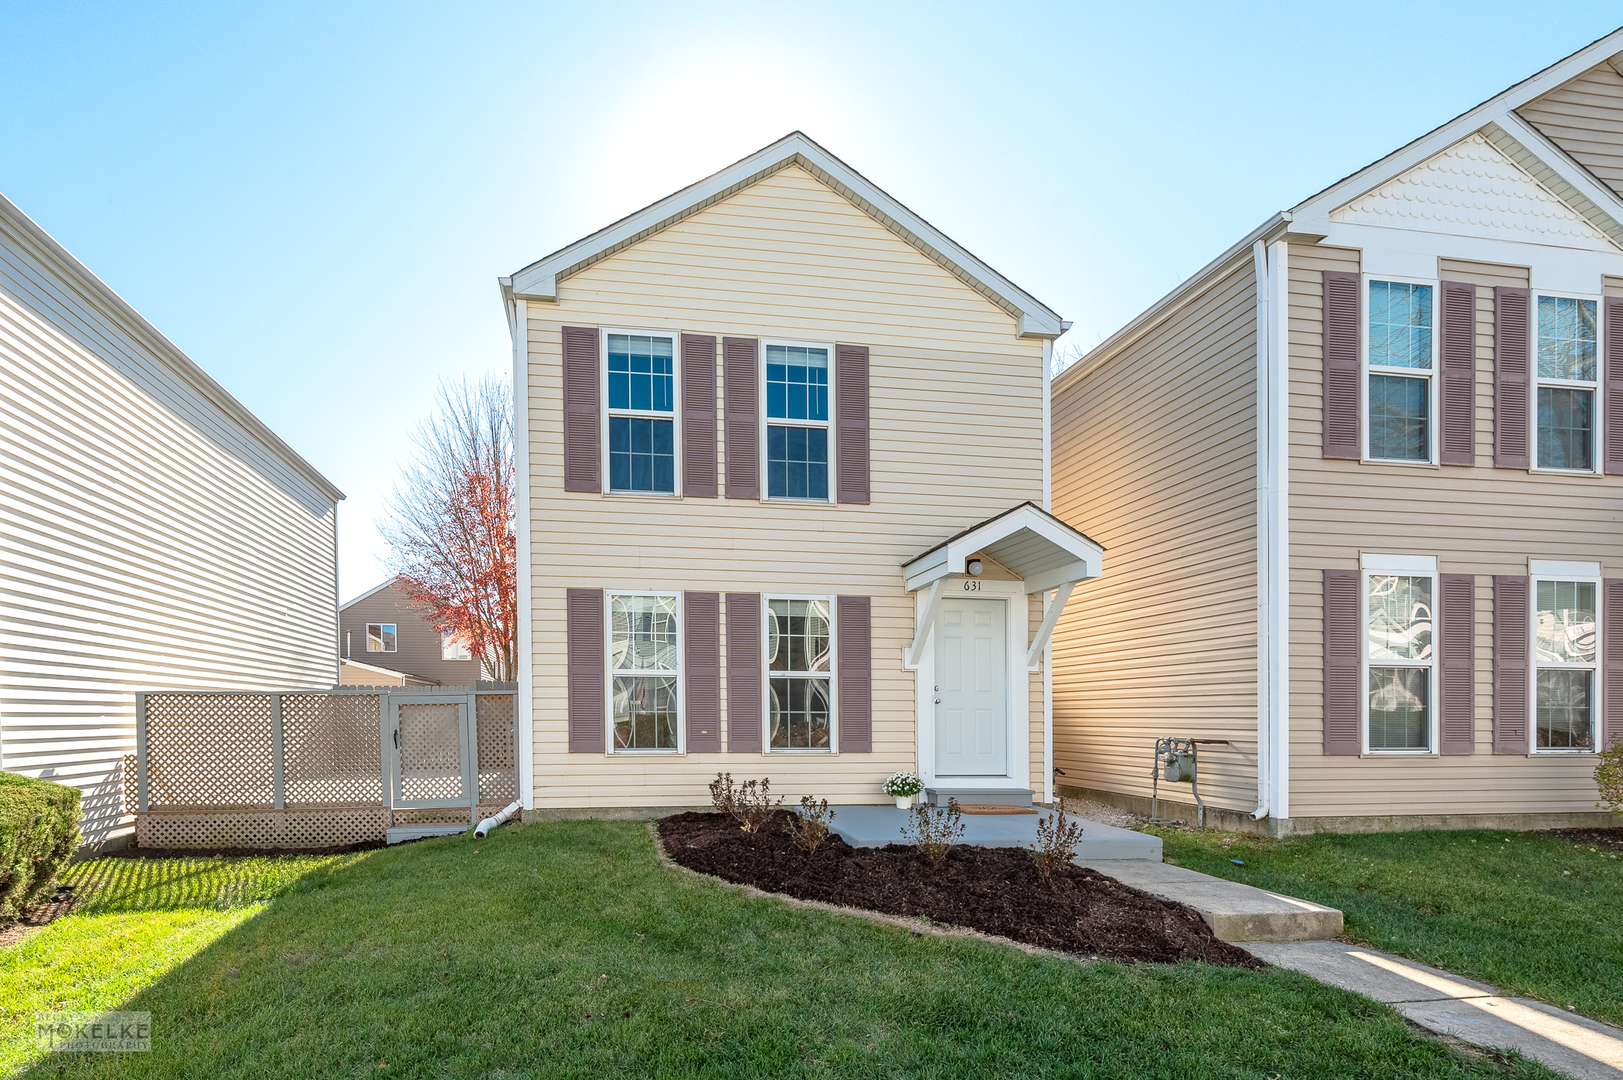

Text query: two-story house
(338, 576), (482, 686)
(501, 133), (1101, 812)
(1052, 28), (1623, 835)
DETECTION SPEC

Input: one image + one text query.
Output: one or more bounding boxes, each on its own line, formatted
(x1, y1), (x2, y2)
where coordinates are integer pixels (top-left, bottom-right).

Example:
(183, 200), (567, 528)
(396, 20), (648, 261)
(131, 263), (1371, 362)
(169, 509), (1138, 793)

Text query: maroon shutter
(1322, 271), (1361, 459)
(1440, 281), (1477, 466)
(1493, 288), (1531, 469)
(1606, 579), (1623, 750)
(1323, 569), (1361, 754)
(562, 327), (601, 493)
(1493, 575), (1530, 754)
(684, 592), (720, 751)
(835, 344), (871, 504)
(725, 593), (762, 753)
(1440, 573), (1476, 755)
(681, 335), (718, 498)
(566, 588), (605, 753)
(1605, 299), (1623, 474)
(723, 338), (759, 500)
(836, 595), (872, 751)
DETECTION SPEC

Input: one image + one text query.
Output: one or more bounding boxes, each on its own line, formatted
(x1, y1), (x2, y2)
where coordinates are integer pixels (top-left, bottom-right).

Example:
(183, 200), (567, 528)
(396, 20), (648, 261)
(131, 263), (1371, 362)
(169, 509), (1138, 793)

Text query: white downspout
(1252, 240), (1291, 823)
(510, 296), (535, 812)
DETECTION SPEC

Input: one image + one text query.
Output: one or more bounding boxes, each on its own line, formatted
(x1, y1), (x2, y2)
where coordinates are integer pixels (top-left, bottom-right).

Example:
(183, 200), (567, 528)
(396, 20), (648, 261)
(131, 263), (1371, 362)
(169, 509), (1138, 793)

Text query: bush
(1597, 739), (1623, 818)
(708, 773), (782, 833)
(0, 772), (81, 924)
(1030, 797), (1087, 883)
(786, 796), (836, 855)
(902, 798), (964, 868)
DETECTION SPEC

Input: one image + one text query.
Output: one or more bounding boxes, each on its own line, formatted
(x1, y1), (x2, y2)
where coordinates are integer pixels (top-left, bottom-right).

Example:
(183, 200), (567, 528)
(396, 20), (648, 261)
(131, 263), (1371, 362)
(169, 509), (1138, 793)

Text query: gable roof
(499, 131), (1068, 339)
(340, 575), (407, 611)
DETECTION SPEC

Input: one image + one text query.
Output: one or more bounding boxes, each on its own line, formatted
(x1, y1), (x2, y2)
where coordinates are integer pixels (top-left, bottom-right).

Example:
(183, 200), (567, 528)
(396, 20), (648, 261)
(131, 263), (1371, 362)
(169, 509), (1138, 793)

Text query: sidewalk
(1248, 940), (1623, 1080)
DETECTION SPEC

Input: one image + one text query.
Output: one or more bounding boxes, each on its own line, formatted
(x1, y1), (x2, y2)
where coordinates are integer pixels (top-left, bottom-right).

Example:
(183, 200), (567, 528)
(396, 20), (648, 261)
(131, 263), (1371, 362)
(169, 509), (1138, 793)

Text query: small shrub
(0, 772), (81, 925)
(708, 773), (739, 819)
(710, 773), (782, 833)
(902, 798), (965, 868)
(882, 771), (922, 799)
(1030, 797), (1087, 883)
(1597, 739), (1623, 818)
(786, 796), (836, 855)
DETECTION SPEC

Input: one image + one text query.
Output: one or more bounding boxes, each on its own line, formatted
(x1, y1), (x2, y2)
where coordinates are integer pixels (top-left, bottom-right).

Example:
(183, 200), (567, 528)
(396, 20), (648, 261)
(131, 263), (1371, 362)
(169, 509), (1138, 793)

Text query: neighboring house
(338, 657), (436, 688)
(500, 132), (1100, 812)
(1051, 29), (1623, 835)
(339, 576), (482, 686)
(0, 192), (344, 846)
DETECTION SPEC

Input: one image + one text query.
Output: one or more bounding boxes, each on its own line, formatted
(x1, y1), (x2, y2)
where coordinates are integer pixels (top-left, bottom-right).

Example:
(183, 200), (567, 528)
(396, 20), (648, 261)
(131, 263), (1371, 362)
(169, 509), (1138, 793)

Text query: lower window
(609, 417), (675, 493)
(1368, 374), (1428, 461)
(1364, 562), (1435, 752)
(1533, 578), (1596, 751)
(767, 598), (832, 750)
(610, 594), (680, 750)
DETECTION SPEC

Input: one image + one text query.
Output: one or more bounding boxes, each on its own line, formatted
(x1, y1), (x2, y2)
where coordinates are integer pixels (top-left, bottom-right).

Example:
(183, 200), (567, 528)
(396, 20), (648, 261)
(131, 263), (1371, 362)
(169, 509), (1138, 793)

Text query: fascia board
(1023, 560), (1099, 595)
(1482, 115), (1623, 248)
(902, 549), (950, 591)
(0, 192), (345, 504)
(905, 505), (1103, 588)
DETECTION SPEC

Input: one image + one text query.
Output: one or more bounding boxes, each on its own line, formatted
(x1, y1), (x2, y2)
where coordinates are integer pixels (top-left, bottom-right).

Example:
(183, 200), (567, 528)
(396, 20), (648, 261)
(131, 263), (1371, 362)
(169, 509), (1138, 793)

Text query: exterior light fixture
(966, 559), (984, 576)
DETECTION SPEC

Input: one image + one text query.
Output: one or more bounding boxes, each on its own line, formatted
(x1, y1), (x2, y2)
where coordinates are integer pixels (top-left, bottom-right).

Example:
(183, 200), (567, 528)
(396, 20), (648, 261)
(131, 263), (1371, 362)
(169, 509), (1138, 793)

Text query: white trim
(340, 576), (402, 611)
(365, 623), (398, 654)
(902, 504), (1103, 592)
(1483, 116), (1623, 249)
(1530, 291), (1603, 475)
(1530, 560), (1601, 578)
(763, 593), (837, 754)
(1362, 553), (1438, 573)
(605, 590), (684, 754)
(1256, 239), (1291, 820)
(1361, 274), (1440, 466)
(1024, 581), (1073, 670)
(1529, 571), (1603, 755)
(760, 338), (836, 504)
(511, 297), (534, 809)
(1359, 559), (1440, 756)
(903, 578), (946, 668)
(1042, 337), (1053, 512)
(601, 327), (682, 497)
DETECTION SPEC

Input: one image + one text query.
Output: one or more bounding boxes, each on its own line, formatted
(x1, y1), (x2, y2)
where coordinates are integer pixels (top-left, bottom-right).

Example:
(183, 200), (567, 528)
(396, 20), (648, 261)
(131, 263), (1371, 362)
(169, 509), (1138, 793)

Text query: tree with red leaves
(382, 374), (517, 682)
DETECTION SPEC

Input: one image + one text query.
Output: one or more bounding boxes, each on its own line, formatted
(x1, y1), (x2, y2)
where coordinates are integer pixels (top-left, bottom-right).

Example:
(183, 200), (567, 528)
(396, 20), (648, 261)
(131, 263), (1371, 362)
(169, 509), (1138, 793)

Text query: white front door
(935, 597), (1007, 776)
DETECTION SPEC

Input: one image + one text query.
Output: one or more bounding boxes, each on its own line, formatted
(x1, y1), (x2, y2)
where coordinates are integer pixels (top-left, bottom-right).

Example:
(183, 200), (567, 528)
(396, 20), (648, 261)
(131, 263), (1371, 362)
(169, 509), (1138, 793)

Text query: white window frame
(1360, 553), (1439, 755)
(605, 590), (684, 754)
(601, 327), (683, 497)
(441, 633), (472, 662)
(760, 338), (836, 504)
(1361, 275), (1440, 466)
(1528, 561), (1601, 754)
(366, 623), (398, 654)
(1531, 292), (1603, 476)
(763, 593), (837, 754)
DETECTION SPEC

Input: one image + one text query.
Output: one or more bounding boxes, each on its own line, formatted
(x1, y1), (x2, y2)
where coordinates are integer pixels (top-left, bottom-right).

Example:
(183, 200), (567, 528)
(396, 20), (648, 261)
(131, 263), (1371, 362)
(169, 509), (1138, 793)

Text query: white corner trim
(1255, 239), (1290, 821)
(511, 297), (535, 810)
(1529, 559), (1601, 578)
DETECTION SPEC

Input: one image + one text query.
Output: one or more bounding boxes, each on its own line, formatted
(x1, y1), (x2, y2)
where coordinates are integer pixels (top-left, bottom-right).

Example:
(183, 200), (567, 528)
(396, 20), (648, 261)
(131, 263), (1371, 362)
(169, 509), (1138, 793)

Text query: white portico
(902, 502), (1104, 806)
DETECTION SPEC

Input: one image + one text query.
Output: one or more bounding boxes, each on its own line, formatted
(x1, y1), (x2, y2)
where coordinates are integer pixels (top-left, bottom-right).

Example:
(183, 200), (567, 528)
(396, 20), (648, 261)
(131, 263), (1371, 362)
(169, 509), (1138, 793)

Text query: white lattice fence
(283, 693), (383, 807)
(145, 693), (274, 809)
(477, 695), (517, 804)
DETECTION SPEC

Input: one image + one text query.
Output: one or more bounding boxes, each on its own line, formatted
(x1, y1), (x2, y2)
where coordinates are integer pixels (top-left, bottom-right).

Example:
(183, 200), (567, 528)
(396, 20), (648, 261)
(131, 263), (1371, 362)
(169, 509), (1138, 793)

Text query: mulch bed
(657, 811), (1261, 968)
(1546, 827), (1623, 853)
(0, 884), (79, 948)
(96, 841), (387, 860)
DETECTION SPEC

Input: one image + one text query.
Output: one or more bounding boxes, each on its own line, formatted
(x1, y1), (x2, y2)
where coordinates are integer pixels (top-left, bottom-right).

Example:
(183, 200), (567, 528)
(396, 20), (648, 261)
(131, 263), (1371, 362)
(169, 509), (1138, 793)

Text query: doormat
(955, 804), (1037, 815)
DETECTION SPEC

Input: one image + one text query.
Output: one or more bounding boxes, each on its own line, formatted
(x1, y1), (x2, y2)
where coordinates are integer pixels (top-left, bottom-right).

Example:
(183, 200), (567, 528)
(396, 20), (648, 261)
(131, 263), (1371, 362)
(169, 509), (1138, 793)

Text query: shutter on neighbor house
(1606, 579), (1623, 751)
(1322, 271), (1361, 459)
(726, 593), (763, 753)
(835, 345), (871, 504)
(1493, 288), (1531, 469)
(836, 595), (872, 752)
(1493, 575), (1530, 754)
(1440, 281), (1477, 466)
(566, 588), (605, 753)
(1440, 573), (1476, 755)
(681, 335), (718, 498)
(1322, 569), (1361, 755)
(723, 338), (760, 500)
(1605, 299), (1623, 474)
(562, 327), (601, 493)
(684, 592), (721, 752)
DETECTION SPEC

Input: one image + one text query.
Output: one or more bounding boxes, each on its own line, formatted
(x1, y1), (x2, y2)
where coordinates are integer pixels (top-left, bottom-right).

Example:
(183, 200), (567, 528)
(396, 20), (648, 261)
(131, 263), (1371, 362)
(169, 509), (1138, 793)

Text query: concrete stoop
(1085, 860), (1343, 943)
(829, 806), (1163, 861)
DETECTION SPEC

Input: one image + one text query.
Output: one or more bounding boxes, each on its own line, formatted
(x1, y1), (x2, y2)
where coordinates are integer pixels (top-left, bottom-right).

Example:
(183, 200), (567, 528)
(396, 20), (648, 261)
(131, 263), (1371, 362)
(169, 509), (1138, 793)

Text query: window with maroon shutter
(1494, 288), (1531, 469)
(562, 327), (601, 492)
(1440, 573), (1476, 754)
(1322, 569), (1360, 754)
(1606, 579), (1623, 751)
(1605, 299), (1623, 474)
(1322, 271), (1361, 459)
(723, 338), (760, 500)
(835, 345), (870, 504)
(1493, 575), (1530, 754)
(836, 595), (872, 751)
(726, 593), (763, 752)
(681, 335), (718, 498)
(1439, 281), (1476, 466)
(566, 588), (605, 753)
(684, 592), (721, 752)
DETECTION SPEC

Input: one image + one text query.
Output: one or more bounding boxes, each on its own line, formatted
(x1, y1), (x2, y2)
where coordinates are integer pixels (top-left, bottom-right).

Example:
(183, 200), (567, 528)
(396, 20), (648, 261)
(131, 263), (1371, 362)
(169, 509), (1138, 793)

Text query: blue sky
(3, 2), (1621, 598)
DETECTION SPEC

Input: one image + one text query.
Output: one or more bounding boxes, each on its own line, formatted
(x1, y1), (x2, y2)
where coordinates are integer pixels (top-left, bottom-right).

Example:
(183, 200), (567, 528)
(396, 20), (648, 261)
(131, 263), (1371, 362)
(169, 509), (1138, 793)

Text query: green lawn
(3, 822), (1563, 1079)
(1153, 825), (1623, 1027)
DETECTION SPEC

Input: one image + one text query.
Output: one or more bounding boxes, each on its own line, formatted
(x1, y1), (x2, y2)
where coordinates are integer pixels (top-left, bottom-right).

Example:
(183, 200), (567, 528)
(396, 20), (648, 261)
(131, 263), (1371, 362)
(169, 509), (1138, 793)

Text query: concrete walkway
(1086, 859), (1342, 942)
(829, 805), (1162, 861)
(1249, 940), (1623, 1079)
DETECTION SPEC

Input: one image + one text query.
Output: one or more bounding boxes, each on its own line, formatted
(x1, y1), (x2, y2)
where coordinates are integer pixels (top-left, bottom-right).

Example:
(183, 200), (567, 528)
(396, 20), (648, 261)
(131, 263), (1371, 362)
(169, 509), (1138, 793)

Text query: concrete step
(386, 825), (467, 844)
(828, 805), (1162, 861)
(925, 787), (1034, 807)
(1086, 859), (1342, 942)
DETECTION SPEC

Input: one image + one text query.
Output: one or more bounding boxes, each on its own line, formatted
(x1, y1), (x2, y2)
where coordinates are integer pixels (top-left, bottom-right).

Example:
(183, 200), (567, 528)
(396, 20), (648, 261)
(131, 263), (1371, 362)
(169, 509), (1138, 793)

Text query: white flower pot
(894, 795), (912, 810)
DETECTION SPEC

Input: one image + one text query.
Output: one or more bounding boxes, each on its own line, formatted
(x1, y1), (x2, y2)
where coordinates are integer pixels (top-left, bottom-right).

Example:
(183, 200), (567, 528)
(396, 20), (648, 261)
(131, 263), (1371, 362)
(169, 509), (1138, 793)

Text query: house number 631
(962, 580), (982, 592)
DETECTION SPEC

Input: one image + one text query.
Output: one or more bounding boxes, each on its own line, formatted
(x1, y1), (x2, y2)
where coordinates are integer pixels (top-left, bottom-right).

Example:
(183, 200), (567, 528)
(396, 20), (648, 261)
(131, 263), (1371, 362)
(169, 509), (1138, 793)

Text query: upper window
(606, 332), (676, 494)
(366, 623), (397, 653)
(765, 343), (830, 500)
(766, 598), (832, 750)
(610, 594), (680, 751)
(441, 633), (472, 662)
(1533, 576), (1598, 751)
(1535, 296), (1598, 472)
(1363, 557), (1436, 752)
(1366, 280), (1434, 462)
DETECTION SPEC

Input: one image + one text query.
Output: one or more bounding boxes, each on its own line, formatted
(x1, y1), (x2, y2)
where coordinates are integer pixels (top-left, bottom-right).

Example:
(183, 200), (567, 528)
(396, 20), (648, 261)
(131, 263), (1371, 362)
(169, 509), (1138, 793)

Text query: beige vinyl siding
(1288, 245), (1613, 818)
(0, 215), (339, 844)
(1049, 258), (1259, 814)
(525, 165), (1045, 808)
(1516, 63), (1623, 200)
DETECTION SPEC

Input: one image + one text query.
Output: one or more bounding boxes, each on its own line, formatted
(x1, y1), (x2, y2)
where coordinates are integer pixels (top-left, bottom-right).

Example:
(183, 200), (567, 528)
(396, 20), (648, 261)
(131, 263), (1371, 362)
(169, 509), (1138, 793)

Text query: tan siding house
(1054, 30), (1623, 834)
(502, 134), (1098, 813)
(0, 191), (344, 845)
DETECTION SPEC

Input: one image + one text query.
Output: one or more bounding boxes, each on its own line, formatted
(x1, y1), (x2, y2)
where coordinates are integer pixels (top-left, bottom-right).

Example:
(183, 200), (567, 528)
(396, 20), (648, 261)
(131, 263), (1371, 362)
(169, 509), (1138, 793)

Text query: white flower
(883, 771), (922, 797)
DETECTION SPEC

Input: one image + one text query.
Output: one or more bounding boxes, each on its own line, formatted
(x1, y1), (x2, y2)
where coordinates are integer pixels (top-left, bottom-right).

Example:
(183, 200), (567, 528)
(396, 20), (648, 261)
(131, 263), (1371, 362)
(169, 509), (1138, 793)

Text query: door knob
(934, 698), (941, 704)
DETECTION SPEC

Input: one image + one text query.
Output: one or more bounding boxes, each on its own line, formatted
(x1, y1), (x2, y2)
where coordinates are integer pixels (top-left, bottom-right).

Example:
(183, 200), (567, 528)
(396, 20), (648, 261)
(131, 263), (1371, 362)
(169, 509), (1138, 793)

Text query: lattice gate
(135, 685), (518, 849)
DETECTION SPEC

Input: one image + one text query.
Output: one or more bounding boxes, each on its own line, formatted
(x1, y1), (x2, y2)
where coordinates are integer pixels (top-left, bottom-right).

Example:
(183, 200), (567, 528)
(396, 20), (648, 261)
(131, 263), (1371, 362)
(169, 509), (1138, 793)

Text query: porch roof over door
(902, 502), (1104, 594)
